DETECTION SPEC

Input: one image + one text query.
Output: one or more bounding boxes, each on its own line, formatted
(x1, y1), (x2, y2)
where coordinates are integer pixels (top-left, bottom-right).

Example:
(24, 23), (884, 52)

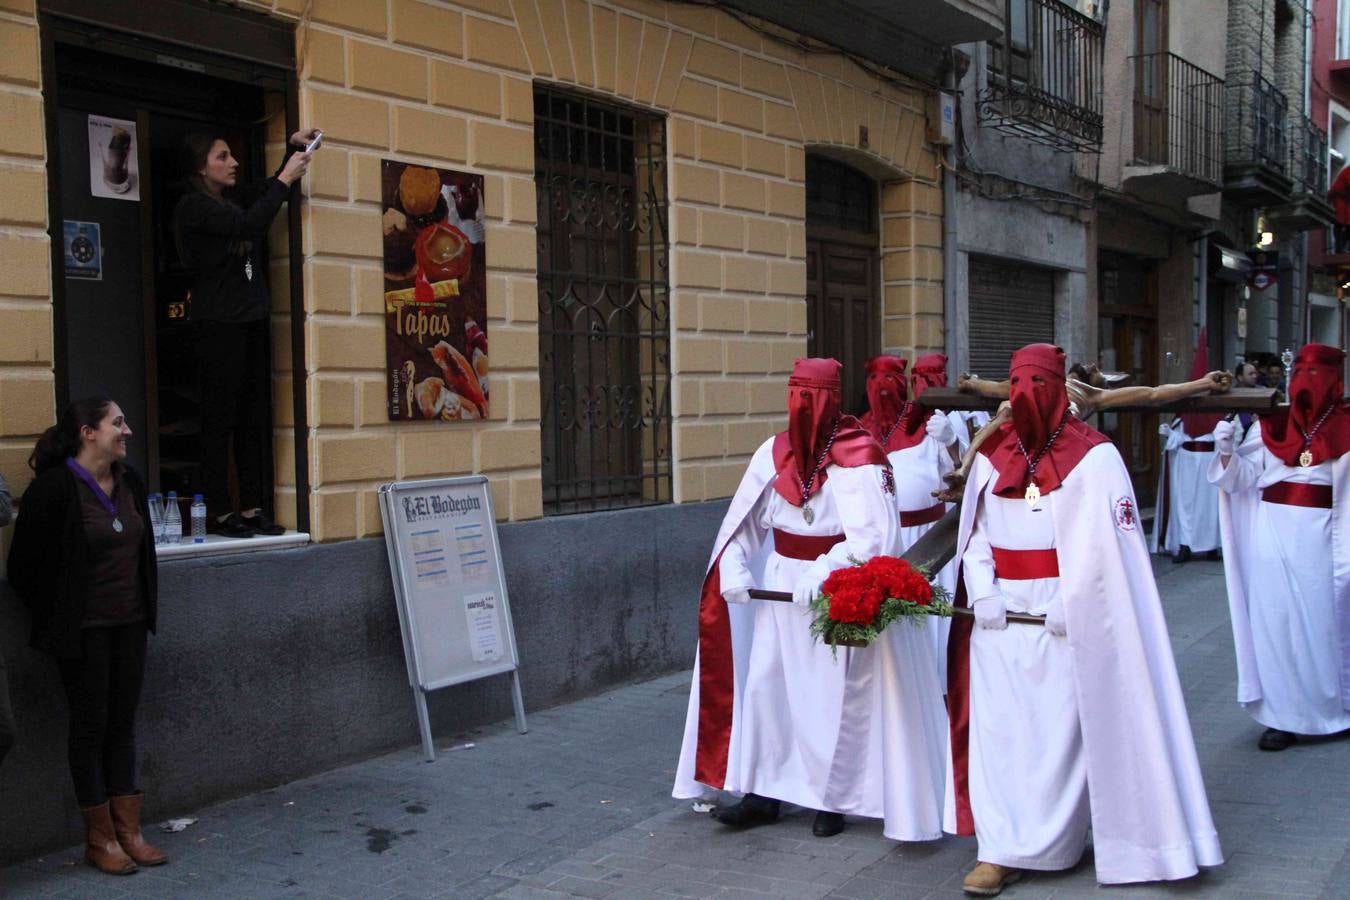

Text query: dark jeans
(0, 651), (14, 766)
(56, 624), (148, 806)
(197, 318), (269, 514)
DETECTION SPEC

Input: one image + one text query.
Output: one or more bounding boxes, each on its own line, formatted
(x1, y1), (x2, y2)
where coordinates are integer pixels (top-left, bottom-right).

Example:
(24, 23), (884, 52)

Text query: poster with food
(88, 114), (139, 201)
(382, 160), (488, 421)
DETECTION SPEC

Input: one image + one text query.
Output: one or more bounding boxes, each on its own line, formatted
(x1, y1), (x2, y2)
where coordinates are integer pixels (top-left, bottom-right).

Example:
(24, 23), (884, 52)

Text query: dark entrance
(805, 155), (879, 415)
(40, 3), (305, 526)
(1097, 252), (1160, 507)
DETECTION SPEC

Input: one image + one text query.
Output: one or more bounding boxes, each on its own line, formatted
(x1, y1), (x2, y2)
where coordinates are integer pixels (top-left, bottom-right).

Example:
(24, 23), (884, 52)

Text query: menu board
(379, 476), (520, 691)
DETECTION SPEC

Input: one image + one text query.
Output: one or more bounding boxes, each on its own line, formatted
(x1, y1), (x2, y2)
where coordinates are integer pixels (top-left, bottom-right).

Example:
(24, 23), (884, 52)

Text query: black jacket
(173, 148), (295, 324)
(7, 464), (158, 658)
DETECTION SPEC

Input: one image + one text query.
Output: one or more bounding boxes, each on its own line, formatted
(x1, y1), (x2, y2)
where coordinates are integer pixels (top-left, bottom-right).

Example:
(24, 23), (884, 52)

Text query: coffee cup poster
(381, 160), (488, 421)
(87, 115), (139, 201)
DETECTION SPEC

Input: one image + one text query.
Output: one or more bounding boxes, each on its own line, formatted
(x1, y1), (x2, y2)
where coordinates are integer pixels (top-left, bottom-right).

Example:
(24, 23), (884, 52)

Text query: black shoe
(241, 510), (285, 536)
(1258, 728), (1297, 751)
(1205, 549), (1221, 561)
(1173, 546), (1192, 564)
(712, 793), (780, 828)
(214, 513), (256, 539)
(812, 811), (845, 837)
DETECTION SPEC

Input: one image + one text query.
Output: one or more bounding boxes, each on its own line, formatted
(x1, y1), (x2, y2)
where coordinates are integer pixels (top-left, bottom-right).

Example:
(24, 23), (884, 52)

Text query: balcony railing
(1292, 117), (1329, 197)
(1226, 74), (1287, 172)
(1129, 52), (1224, 186)
(979, 0), (1104, 150)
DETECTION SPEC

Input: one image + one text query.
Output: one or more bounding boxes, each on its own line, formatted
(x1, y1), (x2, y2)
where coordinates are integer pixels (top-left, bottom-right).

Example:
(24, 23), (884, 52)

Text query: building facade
(0, 0), (999, 861)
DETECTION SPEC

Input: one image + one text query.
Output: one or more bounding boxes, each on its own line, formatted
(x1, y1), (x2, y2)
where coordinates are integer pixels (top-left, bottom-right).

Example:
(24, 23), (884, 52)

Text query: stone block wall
(0, 0), (945, 537)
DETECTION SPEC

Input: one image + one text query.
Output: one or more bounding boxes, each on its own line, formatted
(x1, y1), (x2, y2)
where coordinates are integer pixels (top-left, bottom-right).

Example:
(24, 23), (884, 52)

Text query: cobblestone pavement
(3, 558), (1349, 899)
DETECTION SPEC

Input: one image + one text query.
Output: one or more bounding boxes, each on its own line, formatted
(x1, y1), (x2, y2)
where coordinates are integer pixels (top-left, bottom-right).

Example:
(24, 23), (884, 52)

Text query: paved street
(3, 557), (1348, 899)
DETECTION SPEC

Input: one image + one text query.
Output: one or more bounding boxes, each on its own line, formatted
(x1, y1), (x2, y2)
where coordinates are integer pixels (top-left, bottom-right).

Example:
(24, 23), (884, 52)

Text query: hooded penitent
(772, 358), (888, 505)
(910, 353), (949, 399)
(1258, 343), (1349, 467)
(860, 355), (927, 452)
(982, 343), (1107, 497)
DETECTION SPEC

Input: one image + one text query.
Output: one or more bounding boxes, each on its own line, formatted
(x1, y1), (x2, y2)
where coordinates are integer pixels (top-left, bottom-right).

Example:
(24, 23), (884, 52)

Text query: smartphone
(304, 131), (323, 153)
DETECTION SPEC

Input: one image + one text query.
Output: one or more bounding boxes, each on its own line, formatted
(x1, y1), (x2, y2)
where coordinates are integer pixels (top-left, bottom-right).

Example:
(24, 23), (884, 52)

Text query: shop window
(41, 4), (306, 535)
(534, 86), (672, 515)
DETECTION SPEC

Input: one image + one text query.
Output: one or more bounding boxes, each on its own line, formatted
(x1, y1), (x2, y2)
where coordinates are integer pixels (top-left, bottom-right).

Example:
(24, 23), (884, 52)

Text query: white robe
(1208, 422), (1350, 735)
(1151, 420), (1222, 554)
(673, 439), (947, 840)
(887, 431), (957, 684)
(946, 445), (1222, 884)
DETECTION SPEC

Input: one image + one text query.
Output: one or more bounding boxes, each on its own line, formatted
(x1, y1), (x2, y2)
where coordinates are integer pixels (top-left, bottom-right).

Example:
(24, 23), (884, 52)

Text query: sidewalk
(3, 558), (1349, 899)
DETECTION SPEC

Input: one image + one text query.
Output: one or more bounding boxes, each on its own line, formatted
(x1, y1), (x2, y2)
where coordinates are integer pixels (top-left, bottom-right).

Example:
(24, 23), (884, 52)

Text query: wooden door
(806, 237), (877, 416)
(1098, 258), (1160, 506)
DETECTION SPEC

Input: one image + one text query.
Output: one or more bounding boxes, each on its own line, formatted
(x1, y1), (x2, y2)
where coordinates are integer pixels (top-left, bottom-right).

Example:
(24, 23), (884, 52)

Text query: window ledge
(155, 531), (311, 561)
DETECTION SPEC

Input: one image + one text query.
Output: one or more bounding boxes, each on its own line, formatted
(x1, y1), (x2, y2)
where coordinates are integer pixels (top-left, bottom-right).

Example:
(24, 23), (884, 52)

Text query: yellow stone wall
(0, 0), (944, 540)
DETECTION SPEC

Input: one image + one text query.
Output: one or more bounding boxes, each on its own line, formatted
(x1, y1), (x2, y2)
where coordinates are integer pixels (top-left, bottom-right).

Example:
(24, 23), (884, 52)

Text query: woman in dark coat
(7, 397), (164, 875)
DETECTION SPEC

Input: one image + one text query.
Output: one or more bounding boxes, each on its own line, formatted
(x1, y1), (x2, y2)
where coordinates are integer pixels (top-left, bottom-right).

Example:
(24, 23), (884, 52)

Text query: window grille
(534, 85), (672, 514)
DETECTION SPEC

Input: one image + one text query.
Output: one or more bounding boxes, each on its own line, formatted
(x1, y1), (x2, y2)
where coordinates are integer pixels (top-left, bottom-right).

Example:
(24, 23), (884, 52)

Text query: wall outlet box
(926, 92), (955, 146)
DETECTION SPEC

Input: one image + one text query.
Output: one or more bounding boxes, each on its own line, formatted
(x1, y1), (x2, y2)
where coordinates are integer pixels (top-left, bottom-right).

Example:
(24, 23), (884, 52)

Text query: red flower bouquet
(809, 556), (951, 649)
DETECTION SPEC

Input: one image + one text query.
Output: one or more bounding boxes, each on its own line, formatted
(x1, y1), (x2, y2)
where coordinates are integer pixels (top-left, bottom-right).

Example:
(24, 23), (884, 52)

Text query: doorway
(1098, 253), (1160, 506)
(805, 155), (879, 415)
(42, 9), (302, 524)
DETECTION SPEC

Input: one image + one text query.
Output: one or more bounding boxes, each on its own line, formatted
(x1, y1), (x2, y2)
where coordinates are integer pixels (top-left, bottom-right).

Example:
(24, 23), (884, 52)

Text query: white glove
(792, 576), (821, 607)
(722, 588), (751, 605)
(972, 595), (1007, 630)
(1214, 419), (1236, 455)
(1158, 421), (1172, 438)
(1043, 597), (1066, 636)
(925, 414), (957, 447)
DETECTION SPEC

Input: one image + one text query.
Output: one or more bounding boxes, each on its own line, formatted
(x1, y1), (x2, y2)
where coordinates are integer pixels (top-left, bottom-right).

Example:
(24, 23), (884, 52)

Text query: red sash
(772, 529), (844, 560)
(991, 547), (1060, 579)
(1261, 482), (1333, 509)
(1180, 441), (1215, 452)
(899, 502), (946, 528)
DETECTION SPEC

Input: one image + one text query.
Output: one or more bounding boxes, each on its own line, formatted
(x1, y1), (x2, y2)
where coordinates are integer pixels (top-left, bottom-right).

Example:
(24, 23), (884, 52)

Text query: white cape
(1150, 421), (1222, 554)
(948, 445), (1222, 884)
(1208, 424), (1350, 728)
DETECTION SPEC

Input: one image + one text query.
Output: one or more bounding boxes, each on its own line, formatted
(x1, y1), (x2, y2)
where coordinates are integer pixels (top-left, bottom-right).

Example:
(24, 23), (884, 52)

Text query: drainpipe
(942, 52), (960, 378)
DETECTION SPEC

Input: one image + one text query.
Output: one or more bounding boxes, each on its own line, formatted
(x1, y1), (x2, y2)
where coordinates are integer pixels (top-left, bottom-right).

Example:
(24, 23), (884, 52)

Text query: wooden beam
(916, 387), (1280, 414)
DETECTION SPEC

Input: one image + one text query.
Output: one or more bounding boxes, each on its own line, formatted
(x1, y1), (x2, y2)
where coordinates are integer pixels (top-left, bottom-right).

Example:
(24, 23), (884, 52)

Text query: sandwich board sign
(379, 475), (526, 761)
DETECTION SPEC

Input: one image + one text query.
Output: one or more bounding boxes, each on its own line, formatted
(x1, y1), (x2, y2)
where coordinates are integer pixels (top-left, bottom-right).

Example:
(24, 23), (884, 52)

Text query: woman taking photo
(8, 398), (164, 875)
(174, 126), (316, 538)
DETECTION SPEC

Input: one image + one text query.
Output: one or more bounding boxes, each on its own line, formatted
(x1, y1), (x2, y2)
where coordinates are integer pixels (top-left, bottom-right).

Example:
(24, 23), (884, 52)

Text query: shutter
(967, 257), (1055, 380)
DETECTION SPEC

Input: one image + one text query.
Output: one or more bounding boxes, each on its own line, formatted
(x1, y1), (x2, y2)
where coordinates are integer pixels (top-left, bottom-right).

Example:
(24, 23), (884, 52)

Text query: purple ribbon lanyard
(66, 458), (123, 532)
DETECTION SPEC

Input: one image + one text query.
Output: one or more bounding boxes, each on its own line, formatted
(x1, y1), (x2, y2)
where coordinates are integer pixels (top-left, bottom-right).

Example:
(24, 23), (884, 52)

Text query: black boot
(1258, 728), (1297, 751)
(712, 793), (780, 828)
(1173, 545), (1192, 564)
(812, 810), (845, 837)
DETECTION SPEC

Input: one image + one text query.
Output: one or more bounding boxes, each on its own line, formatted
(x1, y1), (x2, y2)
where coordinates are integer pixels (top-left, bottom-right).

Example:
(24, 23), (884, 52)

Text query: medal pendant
(1299, 449), (1313, 468)
(802, 503), (814, 525)
(1024, 482), (1041, 507)
(112, 517), (123, 533)
(244, 259), (254, 281)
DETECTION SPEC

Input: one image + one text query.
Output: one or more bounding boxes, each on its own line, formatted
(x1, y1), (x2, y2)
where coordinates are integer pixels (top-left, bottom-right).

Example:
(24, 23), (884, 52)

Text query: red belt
(900, 502), (946, 528)
(772, 529), (844, 560)
(1181, 441), (1215, 452)
(991, 547), (1060, 580)
(1261, 482), (1333, 509)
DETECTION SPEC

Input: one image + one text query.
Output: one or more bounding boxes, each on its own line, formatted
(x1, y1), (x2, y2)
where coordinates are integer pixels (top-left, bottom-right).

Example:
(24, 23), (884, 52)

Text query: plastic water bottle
(190, 494), (207, 544)
(147, 493), (163, 545)
(164, 491), (183, 545)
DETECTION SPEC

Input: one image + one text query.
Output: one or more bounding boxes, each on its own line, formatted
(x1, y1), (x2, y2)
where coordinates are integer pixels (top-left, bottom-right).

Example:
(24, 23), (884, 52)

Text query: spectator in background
(7, 398), (165, 875)
(173, 127), (316, 538)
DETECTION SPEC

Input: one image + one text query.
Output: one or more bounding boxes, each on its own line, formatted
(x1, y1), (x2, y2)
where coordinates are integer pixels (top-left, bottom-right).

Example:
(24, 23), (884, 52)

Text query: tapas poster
(381, 160), (488, 421)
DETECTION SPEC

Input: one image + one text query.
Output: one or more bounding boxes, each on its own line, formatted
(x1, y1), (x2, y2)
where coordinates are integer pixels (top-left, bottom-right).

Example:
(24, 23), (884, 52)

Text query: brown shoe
(963, 861), (1021, 896)
(80, 802), (137, 875)
(109, 793), (168, 866)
